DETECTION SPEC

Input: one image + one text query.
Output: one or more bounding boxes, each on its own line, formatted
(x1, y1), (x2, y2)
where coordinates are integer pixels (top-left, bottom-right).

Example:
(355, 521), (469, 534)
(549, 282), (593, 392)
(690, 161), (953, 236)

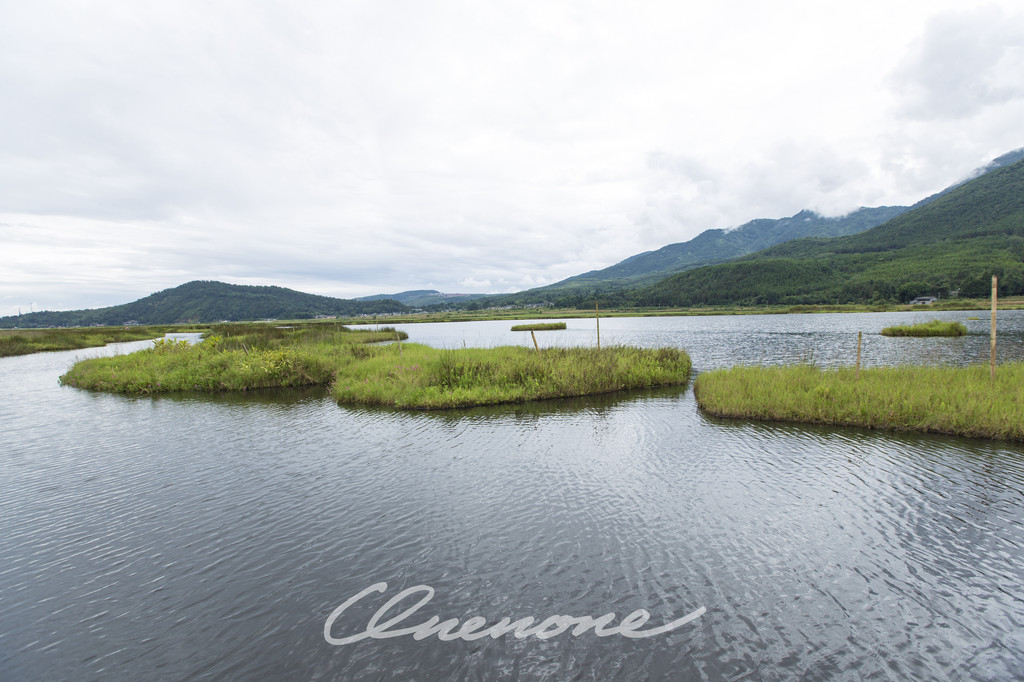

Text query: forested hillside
(627, 158), (1024, 307)
(0, 281), (409, 328)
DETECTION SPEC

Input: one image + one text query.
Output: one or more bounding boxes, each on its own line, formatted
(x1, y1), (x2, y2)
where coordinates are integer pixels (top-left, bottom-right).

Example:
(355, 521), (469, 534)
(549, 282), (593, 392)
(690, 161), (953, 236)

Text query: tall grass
(0, 327), (163, 357)
(60, 328), (691, 408)
(510, 322), (567, 331)
(331, 344), (691, 409)
(879, 319), (967, 337)
(694, 363), (1024, 441)
(59, 325), (407, 394)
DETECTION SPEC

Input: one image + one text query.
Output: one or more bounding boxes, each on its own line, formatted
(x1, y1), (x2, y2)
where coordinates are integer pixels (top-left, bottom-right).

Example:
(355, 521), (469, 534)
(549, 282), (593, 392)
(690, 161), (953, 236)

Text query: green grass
(694, 363), (1024, 441)
(331, 344), (690, 409)
(879, 319), (968, 337)
(0, 326), (167, 357)
(60, 322), (691, 409)
(510, 322), (567, 331)
(59, 323), (406, 394)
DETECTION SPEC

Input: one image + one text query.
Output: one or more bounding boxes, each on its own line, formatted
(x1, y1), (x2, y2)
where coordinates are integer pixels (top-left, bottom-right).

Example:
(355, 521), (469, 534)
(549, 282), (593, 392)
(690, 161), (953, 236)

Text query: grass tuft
(331, 344), (691, 409)
(510, 322), (567, 331)
(0, 327), (166, 357)
(60, 322), (691, 409)
(694, 363), (1024, 441)
(879, 319), (967, 337)
(59, 323), (406, 394)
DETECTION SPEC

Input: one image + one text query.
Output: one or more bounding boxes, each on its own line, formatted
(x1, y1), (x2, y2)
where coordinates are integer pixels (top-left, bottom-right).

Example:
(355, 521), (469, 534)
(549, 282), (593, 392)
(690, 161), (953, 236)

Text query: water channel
(3, 310), (1024, 680)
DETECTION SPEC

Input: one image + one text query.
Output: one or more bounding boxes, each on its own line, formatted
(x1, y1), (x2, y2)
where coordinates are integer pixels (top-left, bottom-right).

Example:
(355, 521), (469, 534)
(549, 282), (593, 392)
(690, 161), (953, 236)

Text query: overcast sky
(2, 0), (1023, 315)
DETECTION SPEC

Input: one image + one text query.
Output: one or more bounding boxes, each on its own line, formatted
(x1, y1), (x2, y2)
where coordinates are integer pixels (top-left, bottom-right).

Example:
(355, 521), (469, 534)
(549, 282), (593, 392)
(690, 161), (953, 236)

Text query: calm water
(3, 312), (1024, 681)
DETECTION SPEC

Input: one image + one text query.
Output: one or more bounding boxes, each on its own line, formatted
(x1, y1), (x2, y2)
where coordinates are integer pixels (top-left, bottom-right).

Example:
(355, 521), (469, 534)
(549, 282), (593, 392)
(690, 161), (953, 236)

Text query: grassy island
(694, 363), (1024, 442)
(60, 323), (691, 409)
(59, 324), (405, 394)
(331, 344), (690, 409)
(1, 326), (167, 357)
(511, 322), (567, 331)
(879, 320), (968, 337)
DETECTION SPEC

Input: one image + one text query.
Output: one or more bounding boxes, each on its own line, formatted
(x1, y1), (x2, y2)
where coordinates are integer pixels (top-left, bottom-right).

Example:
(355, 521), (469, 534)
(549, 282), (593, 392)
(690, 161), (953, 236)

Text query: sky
(2, 0), (1024, 315)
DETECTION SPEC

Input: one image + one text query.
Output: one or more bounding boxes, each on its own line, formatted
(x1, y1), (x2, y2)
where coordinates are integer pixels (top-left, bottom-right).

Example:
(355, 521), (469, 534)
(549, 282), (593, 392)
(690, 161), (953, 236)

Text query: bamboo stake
(396, 330), (403, 359)
(991, 275), (998, 380)
(856, 331), (862, 380)
(596, 303), (601, 350)
(530, 330), (540, 353)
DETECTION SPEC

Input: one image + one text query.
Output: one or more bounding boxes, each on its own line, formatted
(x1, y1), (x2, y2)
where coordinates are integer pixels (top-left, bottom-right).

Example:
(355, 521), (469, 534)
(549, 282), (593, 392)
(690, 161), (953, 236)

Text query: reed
(694, 363), (1024, 441)
(879, 320), (967, 337)
(0, 327), (163, 357)
(59, 325), (407, 394)
(60, 325), (691, 409)
(331, 344), (691, 409)
(510, 323), (567, 331)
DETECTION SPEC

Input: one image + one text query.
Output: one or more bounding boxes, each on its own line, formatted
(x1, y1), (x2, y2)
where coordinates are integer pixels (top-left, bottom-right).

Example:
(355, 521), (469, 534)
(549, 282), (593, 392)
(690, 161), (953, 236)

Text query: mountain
(490, 207), (906, 308)
(627, 155), (1024, 307)
(494, 147), (1024, 307)
(561, 206), (907, 287)
(0, 281), (410, 328)
(356, 290), (489, 307)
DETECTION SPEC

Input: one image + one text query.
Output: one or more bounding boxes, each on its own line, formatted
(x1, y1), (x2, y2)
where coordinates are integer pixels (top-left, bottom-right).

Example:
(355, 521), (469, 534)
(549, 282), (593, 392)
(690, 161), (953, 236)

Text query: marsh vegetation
(879, 319), (968, 337)
(59, 323), (404, 393)
(694, 363), (1024, 441)
(60, 322), (691, 408)
(331, 344), (690, 409)
(0, 326), (169, 357)
(510, 322), (567, 331)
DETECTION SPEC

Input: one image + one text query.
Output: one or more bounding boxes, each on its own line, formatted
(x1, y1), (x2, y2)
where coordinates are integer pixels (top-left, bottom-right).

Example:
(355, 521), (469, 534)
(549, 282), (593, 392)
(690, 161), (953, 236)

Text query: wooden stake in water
(530, 330), (540, 353)
(596, 303), (601, 350)
(856, 331), (862, 380)
(991, 275), (998, 380)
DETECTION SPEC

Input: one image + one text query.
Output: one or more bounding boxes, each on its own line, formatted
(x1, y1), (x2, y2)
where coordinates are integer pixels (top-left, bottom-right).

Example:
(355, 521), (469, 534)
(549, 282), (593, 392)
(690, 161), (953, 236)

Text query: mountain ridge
(356, 290), (488, 307)
(0, 280), (409, 328)
(625, 155), (1024, 307)
(484, 147), (1024, 307)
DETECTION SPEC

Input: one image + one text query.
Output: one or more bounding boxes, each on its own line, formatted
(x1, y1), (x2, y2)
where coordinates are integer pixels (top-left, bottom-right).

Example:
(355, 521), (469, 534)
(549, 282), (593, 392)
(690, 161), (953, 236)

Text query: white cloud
(891, 6), (1024, 120)
(2, 0), (1023, 316)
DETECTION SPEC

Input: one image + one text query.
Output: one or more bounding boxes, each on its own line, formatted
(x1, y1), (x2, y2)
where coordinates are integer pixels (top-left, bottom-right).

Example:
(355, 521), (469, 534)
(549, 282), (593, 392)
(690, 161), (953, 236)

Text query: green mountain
(627, 156), (1024, 307)
(0, 281), (409, 328)
(357, 289), (489, 307)
(541, 206), (908, 293)
(491, 148), (1024, 308)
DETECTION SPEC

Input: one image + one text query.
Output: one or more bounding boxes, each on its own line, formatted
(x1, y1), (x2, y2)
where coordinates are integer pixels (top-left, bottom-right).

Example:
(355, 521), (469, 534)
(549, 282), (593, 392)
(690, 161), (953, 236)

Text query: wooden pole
(396, 330), (403, 359)
(596, 303), (601, 350)
(856, 331), (862, 380)
(991, 275), (998, 380)
(530, 330), (540, 353)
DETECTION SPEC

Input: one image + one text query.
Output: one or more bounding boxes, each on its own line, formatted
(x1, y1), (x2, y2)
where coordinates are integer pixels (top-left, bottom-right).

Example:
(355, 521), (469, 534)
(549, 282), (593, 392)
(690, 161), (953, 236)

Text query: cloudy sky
(2, 0), (1023, 315)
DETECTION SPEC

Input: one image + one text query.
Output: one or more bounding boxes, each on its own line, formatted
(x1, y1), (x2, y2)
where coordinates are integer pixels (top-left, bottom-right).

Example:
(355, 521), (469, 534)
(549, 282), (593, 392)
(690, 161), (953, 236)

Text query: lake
(3, 311), (1024, 680)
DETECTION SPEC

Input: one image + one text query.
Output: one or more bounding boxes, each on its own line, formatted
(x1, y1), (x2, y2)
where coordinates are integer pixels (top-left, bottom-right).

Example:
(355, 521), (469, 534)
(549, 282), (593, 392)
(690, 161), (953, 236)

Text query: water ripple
(4, 319), (1024, 679)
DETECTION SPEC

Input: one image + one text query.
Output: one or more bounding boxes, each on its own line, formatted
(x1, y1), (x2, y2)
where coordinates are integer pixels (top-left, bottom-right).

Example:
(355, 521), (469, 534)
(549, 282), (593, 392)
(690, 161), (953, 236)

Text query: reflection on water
(367, 308), (1024, 371)
(2, 313), (1024, 680)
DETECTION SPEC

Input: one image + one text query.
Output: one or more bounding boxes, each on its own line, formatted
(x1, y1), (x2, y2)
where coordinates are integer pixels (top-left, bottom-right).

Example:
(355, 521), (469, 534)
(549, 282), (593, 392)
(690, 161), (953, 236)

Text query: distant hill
(556, 206), (908, 287)
(486, 207), (908, 308)
(627, 156), (1024, 307)
(0, 281), (410, 328)
(357, 290), (489, 307)
(493, 147), (1024, 307)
